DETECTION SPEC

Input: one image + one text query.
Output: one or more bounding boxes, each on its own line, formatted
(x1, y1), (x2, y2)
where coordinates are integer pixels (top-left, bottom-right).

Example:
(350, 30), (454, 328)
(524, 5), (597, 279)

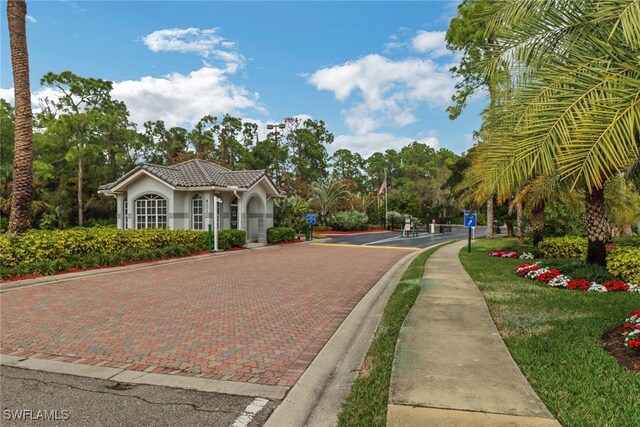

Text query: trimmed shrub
(613, 236), (640, 248)
(267, 227), (296, 244)
(538, 236), (587, 260)
(313, 225), (332, 232)
(218, 229), (246, 249)
(0, 227), (246, 279)
(327, 211), (368, 231)
(607, 246), (640, 285)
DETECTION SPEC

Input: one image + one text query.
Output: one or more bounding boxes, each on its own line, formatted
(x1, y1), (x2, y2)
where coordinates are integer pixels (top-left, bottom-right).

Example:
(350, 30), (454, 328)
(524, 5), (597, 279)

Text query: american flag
(378, 179), (387, 196)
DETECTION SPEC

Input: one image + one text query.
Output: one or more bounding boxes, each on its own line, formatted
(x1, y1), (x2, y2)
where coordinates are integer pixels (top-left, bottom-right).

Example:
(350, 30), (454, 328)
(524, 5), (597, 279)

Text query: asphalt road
(322, 226), (486, 249)
(1, 366), (278, 427)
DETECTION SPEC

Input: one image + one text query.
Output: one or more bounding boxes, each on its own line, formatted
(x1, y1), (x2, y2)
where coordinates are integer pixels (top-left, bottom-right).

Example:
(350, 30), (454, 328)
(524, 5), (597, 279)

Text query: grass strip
(460, 238), (640, 427)
(337, 241), (452, 426)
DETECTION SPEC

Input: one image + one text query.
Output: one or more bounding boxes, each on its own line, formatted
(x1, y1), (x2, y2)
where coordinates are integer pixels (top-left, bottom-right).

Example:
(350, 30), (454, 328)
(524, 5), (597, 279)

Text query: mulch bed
(602, 326), (640, 373)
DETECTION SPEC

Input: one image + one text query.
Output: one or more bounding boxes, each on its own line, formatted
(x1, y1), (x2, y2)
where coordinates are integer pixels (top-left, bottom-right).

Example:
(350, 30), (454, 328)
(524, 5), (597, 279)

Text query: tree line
(1, 69), (462, 231)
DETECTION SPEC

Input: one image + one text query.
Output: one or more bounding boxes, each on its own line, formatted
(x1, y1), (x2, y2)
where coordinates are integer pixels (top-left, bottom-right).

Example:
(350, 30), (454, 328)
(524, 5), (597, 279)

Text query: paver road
(1, 244), (409, 390)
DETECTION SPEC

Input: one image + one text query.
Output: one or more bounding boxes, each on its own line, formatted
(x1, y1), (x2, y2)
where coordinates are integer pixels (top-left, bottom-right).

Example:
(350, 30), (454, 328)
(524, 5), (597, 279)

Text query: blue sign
(464, 210), (477, 227)
(306, 214), (316, 225)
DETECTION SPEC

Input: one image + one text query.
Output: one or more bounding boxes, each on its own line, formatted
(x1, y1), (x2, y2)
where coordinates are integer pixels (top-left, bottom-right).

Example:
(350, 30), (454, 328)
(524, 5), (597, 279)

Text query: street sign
(306, 214), (316, 225)
(464, 210), (477, 227)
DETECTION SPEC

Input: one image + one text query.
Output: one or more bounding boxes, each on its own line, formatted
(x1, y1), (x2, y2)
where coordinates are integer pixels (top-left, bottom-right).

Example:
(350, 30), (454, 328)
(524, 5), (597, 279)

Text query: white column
(213, 196), (221, 251)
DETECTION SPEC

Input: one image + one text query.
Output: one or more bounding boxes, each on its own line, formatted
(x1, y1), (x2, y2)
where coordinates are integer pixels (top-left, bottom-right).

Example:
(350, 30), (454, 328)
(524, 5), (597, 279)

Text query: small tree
(309, 178), (349, 225)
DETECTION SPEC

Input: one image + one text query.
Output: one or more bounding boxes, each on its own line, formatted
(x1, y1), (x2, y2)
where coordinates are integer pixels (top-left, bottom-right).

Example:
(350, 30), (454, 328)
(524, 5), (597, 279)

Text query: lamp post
(266, 122), (285, 186)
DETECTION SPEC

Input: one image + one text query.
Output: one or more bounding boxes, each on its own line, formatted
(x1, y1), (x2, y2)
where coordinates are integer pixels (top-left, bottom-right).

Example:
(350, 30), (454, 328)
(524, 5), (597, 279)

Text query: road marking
(310, 243), (420, 251)
(231, 397), (269, 427)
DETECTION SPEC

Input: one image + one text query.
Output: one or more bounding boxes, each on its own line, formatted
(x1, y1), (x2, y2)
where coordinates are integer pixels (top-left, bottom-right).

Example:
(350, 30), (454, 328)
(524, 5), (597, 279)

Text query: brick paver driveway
(1, 244), (409, 388)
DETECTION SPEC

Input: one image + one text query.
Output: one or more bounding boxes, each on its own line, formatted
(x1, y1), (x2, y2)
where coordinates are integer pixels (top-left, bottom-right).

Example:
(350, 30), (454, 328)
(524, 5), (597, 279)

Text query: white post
(384, 169), (388, 230)
(213, 196), (220, 251)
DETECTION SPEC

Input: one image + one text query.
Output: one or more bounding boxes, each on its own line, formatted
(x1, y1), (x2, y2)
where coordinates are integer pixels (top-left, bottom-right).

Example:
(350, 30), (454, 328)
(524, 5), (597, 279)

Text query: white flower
(626, 283), (640, 293)
(526, 267), (547, 279)
(587, 283), (607, 292)
(548, 275), (570, 288)
(519, 252), (534, 260)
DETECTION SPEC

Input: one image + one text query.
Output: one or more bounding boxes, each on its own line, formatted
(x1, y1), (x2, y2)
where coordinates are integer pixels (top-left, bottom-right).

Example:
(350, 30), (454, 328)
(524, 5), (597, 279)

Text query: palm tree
(309, 178), (349, 225)
(6, 0), (33, 234)
(464, 0), (640, 266)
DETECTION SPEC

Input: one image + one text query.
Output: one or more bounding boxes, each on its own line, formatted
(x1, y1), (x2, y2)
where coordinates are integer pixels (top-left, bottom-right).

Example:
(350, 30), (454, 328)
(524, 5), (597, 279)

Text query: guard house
(98, 159), (284, 243)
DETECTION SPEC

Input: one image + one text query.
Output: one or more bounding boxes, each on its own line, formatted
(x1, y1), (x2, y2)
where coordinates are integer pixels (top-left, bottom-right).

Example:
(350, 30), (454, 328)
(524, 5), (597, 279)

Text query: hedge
(327, 211), (368, 231)
(0, 227), (246, 279)
(538, 236), (587, 260)
(267, 227), (295, 244)
(217, 229), (247, 249)
(607, 246), (640, 285)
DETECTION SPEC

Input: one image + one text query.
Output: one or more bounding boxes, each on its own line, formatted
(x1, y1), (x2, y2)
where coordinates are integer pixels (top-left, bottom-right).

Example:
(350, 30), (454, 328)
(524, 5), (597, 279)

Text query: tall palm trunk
(532, 200), (545, 247)
(585, 187), (607, 266)
(516, 202), (524, 245)
(486, 197), (494, 239)
(7, 0), (32, 234)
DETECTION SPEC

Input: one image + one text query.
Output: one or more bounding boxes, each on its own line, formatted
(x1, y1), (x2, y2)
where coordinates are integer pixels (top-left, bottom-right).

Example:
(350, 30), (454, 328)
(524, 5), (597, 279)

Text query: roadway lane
(322, 227), (486, 249)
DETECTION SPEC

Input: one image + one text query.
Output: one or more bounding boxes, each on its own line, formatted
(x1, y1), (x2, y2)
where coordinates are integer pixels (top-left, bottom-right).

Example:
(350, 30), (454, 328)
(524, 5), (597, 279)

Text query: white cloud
(333, 132), (440, 158)
(0, 88), (14, 104)
(26, 15), (37, 23)
(411, 31), (449, 57)
(111, 66), (262, 128)
(308, 54), (456, 134)
(143, 27), (243, 71)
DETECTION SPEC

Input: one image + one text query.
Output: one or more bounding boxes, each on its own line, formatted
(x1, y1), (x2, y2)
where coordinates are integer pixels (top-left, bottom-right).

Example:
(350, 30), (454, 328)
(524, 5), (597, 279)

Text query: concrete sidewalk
(387, 240), (561, 426)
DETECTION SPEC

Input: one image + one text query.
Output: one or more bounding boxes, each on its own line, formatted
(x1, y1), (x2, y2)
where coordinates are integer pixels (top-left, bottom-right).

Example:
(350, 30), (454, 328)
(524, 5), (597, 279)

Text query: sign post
(306, 214), (316, 241)
(463, 210), (477, 253)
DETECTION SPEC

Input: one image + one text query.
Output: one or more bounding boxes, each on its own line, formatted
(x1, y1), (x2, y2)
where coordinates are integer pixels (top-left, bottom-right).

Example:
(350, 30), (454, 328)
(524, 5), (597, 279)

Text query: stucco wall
(111, 172), (274, 241)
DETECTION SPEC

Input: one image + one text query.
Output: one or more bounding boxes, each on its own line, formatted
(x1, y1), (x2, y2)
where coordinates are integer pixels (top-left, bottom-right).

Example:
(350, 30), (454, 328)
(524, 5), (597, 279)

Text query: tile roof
(98, 159), (274, 191)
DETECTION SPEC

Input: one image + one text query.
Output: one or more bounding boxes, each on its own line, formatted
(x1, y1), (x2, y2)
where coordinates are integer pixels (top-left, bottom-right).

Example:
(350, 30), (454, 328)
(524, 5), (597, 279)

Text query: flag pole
(384, 169), (388, 230)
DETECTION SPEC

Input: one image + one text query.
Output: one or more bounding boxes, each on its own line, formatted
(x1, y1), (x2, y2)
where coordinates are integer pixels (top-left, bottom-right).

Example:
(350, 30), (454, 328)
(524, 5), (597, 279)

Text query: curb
(0, 355), (287, 400)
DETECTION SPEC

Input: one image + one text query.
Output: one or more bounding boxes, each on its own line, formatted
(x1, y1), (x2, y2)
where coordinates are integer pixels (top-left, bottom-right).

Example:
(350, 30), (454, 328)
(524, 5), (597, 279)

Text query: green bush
(267, 227), (296, 244)
(313, 225), (332, 232)
(607, 246), (640, 284)
(218, 229), (246, 249)
(0, 227), (246, 279)
(327, 211), (368, 231)
(613, 235), (640, 248)
(538, 236), (587, 260)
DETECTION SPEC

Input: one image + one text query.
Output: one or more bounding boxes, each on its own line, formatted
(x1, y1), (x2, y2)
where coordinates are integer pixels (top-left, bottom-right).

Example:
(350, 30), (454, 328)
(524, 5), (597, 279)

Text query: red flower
(622, 323), (640, 333)
(628, 339), (640, 349)
(567, 279), (590, 291)
(632, 310), (640, 317)
(516, 263), (539, 277)
(602, 280), (629, 292)
(534, 269), (561, 282)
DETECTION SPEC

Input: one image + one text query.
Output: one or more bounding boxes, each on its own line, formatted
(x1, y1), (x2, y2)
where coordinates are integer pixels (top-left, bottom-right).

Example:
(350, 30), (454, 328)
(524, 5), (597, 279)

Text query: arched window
(135, 194), (167, 229)
(192, 194), (203, 230)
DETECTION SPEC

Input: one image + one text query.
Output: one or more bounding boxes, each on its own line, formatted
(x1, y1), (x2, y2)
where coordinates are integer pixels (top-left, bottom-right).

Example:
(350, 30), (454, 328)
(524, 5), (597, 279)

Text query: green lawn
(460, 237), (640, 427)
(337, 242), (452, 427)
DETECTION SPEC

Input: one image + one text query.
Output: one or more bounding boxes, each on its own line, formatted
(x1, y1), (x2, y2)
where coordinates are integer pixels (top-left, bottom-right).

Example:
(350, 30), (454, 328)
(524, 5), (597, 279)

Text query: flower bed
(622, 310), (640, 351)
(515, 262), (640, 293)
(489, 249), (534, 259)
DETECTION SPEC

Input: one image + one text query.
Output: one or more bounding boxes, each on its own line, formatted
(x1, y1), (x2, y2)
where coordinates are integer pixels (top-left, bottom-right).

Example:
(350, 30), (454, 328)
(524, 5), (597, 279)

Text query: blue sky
(1, 1), (486, 158)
